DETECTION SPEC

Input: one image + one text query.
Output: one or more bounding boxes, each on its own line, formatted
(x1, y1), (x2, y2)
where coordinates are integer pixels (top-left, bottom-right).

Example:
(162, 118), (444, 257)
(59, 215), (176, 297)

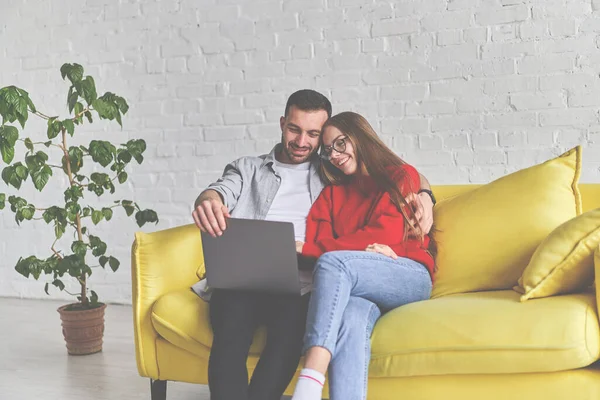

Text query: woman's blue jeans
(303, 251), (432, 400)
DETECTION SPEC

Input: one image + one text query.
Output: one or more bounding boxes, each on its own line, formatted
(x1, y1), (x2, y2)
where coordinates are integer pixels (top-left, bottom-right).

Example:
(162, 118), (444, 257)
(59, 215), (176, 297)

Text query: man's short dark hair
(284, 89), (332, 118)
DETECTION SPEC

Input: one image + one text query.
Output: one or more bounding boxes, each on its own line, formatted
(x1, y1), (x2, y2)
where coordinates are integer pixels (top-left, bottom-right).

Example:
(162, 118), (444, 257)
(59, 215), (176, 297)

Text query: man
(192, 89), (435, 400)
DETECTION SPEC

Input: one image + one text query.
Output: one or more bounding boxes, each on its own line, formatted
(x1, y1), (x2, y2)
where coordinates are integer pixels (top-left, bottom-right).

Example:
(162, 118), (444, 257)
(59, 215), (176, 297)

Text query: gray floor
(0, 297), (209, 400)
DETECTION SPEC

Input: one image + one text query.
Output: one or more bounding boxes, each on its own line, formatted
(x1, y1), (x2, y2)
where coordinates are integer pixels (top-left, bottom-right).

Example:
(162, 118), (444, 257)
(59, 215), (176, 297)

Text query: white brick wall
(0, 0), (599, 304)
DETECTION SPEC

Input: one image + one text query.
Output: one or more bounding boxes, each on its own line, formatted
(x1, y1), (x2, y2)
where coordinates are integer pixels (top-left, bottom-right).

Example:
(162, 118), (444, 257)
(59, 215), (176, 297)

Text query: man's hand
(405, 192), (434, 235)
(366, 243), (398, 259)
(192, 198), (231, 238)
(296, 241), (304, 254)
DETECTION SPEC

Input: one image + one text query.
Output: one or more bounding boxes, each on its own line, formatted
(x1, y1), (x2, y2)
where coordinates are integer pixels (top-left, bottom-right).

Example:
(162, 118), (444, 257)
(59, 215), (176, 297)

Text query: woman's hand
(366, 243), (398, 259)
(296, 241), (304, 254)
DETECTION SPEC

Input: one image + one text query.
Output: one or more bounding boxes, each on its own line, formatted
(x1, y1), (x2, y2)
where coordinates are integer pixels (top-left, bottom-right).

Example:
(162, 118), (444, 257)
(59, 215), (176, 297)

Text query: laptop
(200, 218), (313, 296)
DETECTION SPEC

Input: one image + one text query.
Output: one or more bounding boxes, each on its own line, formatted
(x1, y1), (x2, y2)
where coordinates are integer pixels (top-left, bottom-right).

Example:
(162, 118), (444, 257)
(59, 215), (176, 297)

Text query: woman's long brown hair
(320, 111), (437, 261)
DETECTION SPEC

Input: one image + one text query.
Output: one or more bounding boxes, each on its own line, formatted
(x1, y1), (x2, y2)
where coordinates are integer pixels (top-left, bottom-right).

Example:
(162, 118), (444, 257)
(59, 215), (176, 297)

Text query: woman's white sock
(291, 368), (325, 400)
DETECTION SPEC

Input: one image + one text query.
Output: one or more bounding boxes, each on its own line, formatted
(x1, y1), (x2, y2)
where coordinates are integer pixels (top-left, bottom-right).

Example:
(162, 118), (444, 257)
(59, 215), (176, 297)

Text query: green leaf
(47, 118), (61, 139)
(102, 207), (113, 221)
(0, 142), (14, 164)
(80, 76), (97, 105)
(63, 119), (75, 136)
(117, 150), (132, 163)
(15, 255), (52, 280)
(62, 146), (84, 174)
(15, 164), (28, 179)
(135, 209), (159, 227)
(99, 255), (108, 268)
(16, 88), (36, 113)
(65, 201), (80, 222)
(67, 87), (78, 113)
(60, 64), (69, 80)
(1, 125), (20, 145)
(90, 290), (99, 305)
(0, 125), (19, 164)
(92, 210), (103, 225)
(0, 193), (5, 210)
(26, 151), (48, 173)
(71, 241), (87, 257)
(44, 141), (52, 147)
(121, 139), (147, 164)
(2, 164), (27, 189)
(118, 171), (127, 184)
(52, 279), (65, 291)
(108, 256), (120, 272)
(90, 235), (107, 257)
(24, 138), (33, 151)
(4, 87), (19, 106)
(62, 63), (84, 84)
(64, 186), (84, 202)
(121, 200), (135, 216)
(89, 140), (116, 167)
(20, 205), (35, 220)
(2, 167), (17, 188)
(15, 97), (28, 128)
(114, 96), (129, 114)
(85, 111), (93, 123)
(74, 101), (83, 117)
(31, 165), (52, 191)
(44, 282), (49, 295)
(55, 224), (65, 239)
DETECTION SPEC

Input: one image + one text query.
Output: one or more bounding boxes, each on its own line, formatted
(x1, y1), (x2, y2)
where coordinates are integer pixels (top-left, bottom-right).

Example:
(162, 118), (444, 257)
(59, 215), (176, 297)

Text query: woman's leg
(328, 296), (381, 400)
(292, 251), (432, 400)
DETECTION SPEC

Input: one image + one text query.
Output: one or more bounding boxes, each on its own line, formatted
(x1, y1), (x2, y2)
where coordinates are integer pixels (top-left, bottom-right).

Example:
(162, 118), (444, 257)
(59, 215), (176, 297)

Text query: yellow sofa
(132, 183), (600, 400)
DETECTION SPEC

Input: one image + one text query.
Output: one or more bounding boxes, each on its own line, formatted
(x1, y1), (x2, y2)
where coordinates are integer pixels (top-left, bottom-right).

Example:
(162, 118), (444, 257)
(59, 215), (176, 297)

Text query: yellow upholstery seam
(132, 235), (147, 377)
(573, 146), (582, 215)
(370, 344), (584, 360)
(151, 311), (212, 355)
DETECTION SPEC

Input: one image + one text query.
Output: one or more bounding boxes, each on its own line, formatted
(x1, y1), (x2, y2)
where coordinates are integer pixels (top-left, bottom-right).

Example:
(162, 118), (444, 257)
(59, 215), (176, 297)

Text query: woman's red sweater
(301, 164), (435, 279)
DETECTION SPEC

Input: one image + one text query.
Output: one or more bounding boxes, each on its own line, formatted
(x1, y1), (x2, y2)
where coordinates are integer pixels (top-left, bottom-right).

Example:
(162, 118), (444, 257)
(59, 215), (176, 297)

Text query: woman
(292, 112), (435, 400)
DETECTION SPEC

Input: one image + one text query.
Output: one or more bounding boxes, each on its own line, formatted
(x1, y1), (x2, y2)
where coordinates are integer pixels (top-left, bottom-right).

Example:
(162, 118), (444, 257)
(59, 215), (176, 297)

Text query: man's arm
(194, 189), (224, 210)
(192, 160), (243, 237)
(418, 172), (431, 191)
(407, 171), (434, 234)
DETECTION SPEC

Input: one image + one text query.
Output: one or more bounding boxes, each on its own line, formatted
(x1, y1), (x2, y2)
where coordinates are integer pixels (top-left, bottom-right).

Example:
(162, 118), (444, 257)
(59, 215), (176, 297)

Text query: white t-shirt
(264, 159), (313, 241)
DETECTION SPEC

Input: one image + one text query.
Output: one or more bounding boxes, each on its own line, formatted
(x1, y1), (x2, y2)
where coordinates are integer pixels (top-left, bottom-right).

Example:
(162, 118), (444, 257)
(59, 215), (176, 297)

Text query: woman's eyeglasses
(320, 136), (347, 160)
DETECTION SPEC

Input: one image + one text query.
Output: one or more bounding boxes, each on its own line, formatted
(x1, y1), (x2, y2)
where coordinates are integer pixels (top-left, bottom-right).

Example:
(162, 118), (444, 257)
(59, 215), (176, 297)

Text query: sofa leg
(150, 379), (167, 400)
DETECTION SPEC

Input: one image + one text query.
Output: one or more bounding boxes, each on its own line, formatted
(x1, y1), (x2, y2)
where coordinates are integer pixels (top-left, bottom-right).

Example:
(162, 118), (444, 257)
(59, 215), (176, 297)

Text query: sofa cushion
(151, 289), (267, 358)
(431, 146), (581, 298)
(153, 289), (599, 378)
(369, 290), (599, 378)
(515, 208), (600, 301)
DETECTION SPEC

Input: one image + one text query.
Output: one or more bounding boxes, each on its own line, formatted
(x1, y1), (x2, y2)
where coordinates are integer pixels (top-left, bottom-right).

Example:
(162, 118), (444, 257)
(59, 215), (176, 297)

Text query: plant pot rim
(57, 302), (107, 313)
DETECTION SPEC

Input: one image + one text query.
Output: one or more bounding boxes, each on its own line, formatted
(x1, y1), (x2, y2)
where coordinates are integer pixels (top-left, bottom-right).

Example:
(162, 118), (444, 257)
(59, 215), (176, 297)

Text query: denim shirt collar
(260, 143), (324, 202)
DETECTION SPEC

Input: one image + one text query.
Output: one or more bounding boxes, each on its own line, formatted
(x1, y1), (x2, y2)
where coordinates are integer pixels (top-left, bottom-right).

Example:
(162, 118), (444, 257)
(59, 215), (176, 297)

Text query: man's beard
(284, 141), (313, 163)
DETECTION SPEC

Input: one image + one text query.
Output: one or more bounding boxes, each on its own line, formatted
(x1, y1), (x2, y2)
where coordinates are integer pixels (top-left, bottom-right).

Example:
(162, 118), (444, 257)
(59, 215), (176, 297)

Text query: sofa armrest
(596, 245), (600, 325)
(131, 223), (205, 379)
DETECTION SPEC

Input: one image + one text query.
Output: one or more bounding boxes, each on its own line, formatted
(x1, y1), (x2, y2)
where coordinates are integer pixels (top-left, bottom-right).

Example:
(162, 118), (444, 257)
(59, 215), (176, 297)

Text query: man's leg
(208, 289), (262, 400)
(248, 293), (310, 400)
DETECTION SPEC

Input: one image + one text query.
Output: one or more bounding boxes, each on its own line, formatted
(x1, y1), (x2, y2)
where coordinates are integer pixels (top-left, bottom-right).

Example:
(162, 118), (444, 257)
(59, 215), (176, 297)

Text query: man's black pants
(208, 289), (310, 400)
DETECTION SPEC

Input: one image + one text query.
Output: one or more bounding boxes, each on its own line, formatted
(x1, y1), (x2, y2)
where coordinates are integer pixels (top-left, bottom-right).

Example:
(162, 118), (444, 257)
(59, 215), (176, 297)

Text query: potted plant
(0, 63), (158, 355)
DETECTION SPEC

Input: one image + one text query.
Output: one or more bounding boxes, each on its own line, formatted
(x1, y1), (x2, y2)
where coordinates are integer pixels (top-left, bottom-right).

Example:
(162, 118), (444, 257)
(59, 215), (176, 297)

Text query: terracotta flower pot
(57, 303), (107, 355)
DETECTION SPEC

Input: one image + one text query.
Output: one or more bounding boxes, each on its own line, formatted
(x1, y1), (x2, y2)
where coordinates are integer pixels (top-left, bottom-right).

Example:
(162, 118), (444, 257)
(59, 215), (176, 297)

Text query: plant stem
(73, 107), (91, 121)
(51, 238), (64, 260)
(60, 127), (87, 307)
(33, 110), (54, 120)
